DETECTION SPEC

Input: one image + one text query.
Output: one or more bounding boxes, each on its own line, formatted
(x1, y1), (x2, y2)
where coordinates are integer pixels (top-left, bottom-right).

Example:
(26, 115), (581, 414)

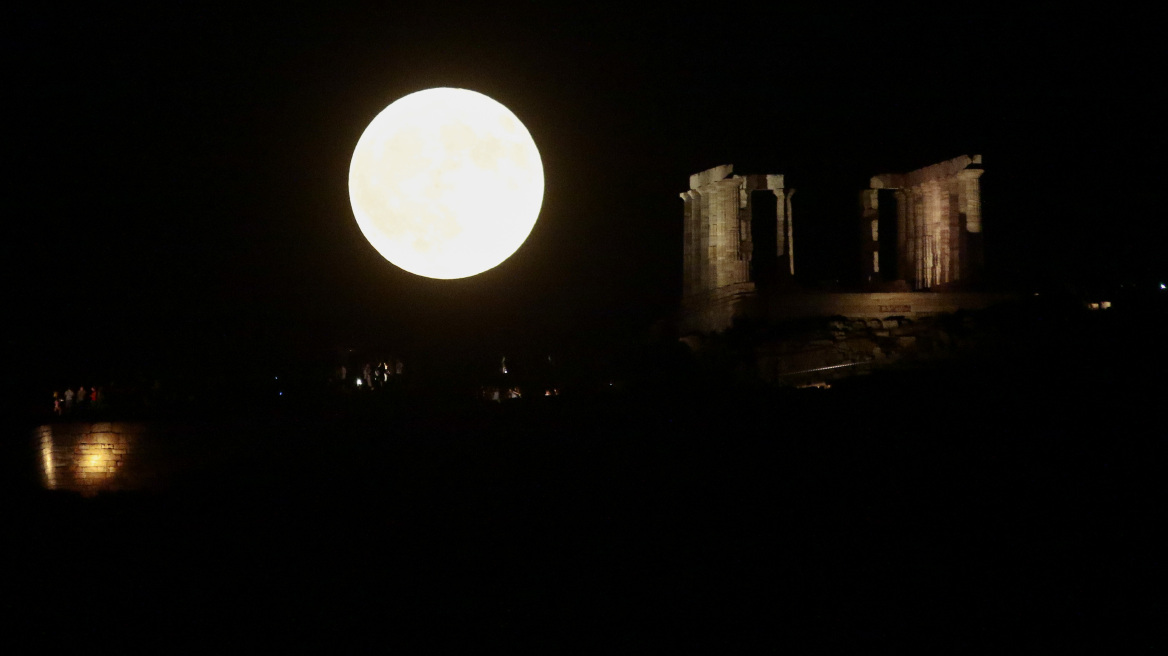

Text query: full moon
(348, 88), (544, 279)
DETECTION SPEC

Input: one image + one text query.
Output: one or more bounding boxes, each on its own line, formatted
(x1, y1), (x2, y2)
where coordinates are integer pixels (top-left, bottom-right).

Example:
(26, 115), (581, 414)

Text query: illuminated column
(936, 181), (951, 285)
(908, 188), (923, 289)
(773, 190), (785, 259)
(917, 188), (928, 289)
(680, 190), (698, 298)
(709, 184), (725, 289)
(947, 179), (962, 284)
(958, 166), (985, 282)
(784, 188), (796, 277)
(721, 181), (743, 287)
(680, 191), (688, 297)
(705, 179), (747, 289)
(924, 181), (943, 288)
(764, 174), (794, 279)
(896, 189), (909, 281)
(736, 184), (753, 277)
(960, 168), (983, 233)
(859, 189), (879, 280)
(699, 189), (712, 294)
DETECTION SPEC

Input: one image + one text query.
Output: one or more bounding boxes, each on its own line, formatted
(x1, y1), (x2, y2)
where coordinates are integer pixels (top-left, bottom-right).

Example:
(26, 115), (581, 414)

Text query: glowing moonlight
(348, 88), (544, 279)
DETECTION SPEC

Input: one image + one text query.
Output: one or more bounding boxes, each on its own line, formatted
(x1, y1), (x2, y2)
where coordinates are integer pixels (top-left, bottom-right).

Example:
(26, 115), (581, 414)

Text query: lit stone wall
(864, 155), (985, 290)
(35, 423), (191, 496)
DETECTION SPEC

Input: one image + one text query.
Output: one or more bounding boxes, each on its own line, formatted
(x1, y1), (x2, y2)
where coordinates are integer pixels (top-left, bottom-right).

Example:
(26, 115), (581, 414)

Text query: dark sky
(9, 5), (1164, 376)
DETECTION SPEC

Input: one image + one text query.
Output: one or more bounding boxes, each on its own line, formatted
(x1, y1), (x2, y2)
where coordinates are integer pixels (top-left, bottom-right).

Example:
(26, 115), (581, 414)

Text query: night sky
(10, 5), (1163, 381)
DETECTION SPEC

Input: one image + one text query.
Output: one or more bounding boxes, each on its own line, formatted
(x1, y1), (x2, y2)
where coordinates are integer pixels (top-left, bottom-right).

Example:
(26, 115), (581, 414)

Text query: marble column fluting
(896, 189), (908, 282)
(785, 189), (796, 277)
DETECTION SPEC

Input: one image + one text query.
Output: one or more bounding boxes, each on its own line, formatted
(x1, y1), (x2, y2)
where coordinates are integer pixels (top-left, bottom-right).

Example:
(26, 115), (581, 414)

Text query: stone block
(897, 336), (917, 348)
(840, 338), (877, 355)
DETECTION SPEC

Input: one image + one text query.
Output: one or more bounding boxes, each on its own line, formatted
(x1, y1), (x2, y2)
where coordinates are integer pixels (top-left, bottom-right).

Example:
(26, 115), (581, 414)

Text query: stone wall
(34, 422), (193, 496)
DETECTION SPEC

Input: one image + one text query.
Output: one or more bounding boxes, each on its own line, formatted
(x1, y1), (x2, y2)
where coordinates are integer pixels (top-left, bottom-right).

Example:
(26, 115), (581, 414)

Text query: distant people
(94, 387), (104, 410)
(53, 391), (62, 416)
(64, 387), (75, 412)
(76, 386), (87, 411)
(90, 387), (97, 404)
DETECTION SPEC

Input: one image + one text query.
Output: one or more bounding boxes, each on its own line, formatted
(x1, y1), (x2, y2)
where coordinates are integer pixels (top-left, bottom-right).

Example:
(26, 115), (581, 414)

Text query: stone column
(784, 189), (796, 277)
(707, 179), (749, 289)
(762, 175), (795, 280)
(680, 190), (698, 298)
(736, 187), (753, 274)
(896, 189), (909, 282)
(907, 188), (922, 289)
(947, 179), (962, 285)
(922, 181), (943, 288)
(775, 190), (786, 258)
(699, 189), (712, 295)
(859, 189), (879, 280)
(937, 182), (951, 285)
(766, 175), (786, 260)
(958, 167), (985, 282)
(710, 182), (728, 289)
(959, 168), (983, 233)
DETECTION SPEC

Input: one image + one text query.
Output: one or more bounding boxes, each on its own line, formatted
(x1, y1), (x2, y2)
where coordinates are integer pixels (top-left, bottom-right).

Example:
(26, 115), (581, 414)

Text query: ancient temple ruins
(680, 165), (795, 333)
(859, 154), (985, 290)
(680, 155), (997, 335)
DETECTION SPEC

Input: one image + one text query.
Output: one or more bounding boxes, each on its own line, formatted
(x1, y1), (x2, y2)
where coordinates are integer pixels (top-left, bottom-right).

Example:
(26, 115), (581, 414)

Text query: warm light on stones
(348, 87), (545, 279)
(37, 424), (143, 496)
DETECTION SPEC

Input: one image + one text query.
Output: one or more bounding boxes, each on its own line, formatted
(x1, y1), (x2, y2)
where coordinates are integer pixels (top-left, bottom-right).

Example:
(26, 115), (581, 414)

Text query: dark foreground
(5, 317), (1166, 648)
